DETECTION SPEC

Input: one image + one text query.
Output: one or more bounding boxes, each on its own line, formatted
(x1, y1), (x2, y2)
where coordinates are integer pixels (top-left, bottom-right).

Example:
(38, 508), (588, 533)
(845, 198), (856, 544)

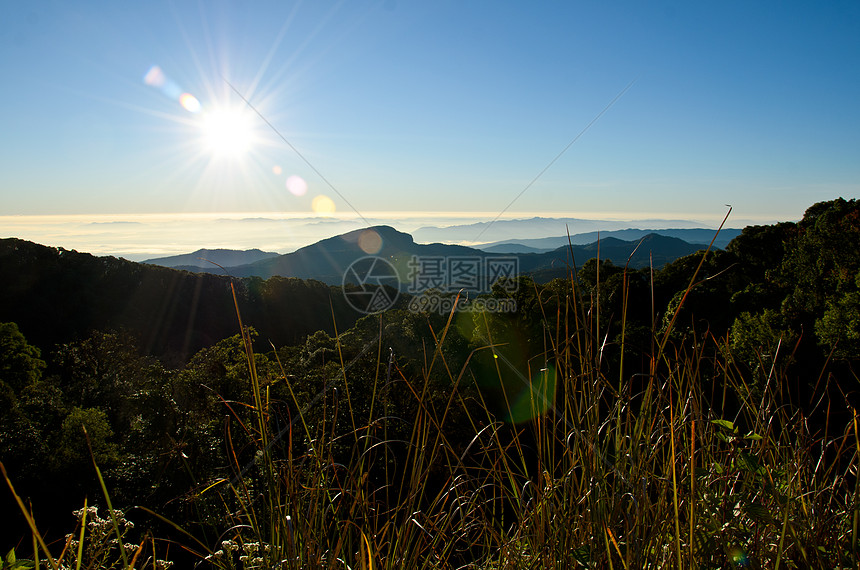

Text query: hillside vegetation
(1, 198), (858, 568)
(0, 242), (377, 364)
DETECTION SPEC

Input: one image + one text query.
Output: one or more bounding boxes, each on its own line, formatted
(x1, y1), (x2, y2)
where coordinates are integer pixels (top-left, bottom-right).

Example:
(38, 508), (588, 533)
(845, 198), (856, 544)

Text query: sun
(199, 106), (257, 159)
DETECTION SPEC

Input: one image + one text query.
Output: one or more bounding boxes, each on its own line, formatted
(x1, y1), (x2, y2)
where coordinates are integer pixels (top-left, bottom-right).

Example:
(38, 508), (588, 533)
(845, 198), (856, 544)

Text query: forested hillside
(0, 240), (377, 363)
(1, 198), (858, 567)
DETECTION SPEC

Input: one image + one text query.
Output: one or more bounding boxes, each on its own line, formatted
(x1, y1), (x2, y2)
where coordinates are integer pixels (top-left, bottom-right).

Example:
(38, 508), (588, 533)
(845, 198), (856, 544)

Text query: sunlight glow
(199, 107), (256, 158)
(311, 195), (336, 215)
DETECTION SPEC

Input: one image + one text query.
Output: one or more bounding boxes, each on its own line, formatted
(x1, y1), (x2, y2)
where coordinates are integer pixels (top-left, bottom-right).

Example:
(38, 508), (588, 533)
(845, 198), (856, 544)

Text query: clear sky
(1, 1), (858, 255)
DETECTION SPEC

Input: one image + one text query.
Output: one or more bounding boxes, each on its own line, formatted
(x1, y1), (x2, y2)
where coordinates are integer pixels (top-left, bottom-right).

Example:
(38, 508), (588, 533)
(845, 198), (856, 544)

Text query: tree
(815, 290), (860, 360)
(51, 330), (148, 423)
(0, 322), (45, 393)
(781, 198), (860, 319)
(57, 407), (119, 470)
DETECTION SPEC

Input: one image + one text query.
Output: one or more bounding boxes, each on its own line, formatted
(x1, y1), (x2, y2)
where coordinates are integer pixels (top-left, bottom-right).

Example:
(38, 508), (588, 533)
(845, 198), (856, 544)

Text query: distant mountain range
(146, 225), (715, 286)
(476, 228), (742, 253)
(411, 217), (715, 244)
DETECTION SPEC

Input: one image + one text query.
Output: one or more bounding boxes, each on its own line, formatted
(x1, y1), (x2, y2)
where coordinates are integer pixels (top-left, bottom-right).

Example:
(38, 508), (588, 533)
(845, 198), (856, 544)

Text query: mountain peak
(144, 248), (279, 269)
(301, 225), (416, 255)
(340, 225), (415, 243)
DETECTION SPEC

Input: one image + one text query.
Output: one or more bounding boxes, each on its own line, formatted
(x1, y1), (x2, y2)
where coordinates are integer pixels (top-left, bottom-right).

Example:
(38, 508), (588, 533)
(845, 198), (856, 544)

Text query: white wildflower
(221, 540), (238, 552)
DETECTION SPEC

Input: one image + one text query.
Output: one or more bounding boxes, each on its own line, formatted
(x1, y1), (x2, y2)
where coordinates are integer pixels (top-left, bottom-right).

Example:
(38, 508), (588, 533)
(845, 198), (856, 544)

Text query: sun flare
(199, 106), (257, 159)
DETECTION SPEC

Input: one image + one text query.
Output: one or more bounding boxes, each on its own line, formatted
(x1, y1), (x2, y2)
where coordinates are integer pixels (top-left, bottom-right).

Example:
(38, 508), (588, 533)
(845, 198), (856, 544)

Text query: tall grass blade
(0, 461), (59, 570)
(83, 425), (129, 569)
(75, 497), (87, 570)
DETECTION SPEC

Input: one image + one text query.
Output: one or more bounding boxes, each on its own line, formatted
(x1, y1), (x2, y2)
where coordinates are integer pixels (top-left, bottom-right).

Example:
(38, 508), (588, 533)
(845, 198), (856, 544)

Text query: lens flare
(506, 364), (556, 423)
(358, 228), (382, 254)
(272, 165), (282, 175)
(286, 175), (308, 196)
(728, 548), (749, 567)
(143, 65), (166, 87)
(455, 310), (475, 341)
(311, 195), (336, 215)
(144, 65), (194, 110)
(179, 93), (201, 113)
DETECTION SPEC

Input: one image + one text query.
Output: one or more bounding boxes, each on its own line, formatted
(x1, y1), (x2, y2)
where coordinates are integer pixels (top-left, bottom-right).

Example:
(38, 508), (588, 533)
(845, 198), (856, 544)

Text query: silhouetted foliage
(0, 239), (370, 363)
(0, 321), (45, 393)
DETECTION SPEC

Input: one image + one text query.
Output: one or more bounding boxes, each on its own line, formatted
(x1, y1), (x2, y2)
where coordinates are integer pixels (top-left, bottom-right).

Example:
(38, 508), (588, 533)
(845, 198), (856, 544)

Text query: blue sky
(1, 1), (858, 254)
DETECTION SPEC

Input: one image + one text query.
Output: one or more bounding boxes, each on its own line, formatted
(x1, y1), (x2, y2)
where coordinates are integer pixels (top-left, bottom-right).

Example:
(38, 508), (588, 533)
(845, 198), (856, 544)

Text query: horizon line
(0, 209), (785, 225)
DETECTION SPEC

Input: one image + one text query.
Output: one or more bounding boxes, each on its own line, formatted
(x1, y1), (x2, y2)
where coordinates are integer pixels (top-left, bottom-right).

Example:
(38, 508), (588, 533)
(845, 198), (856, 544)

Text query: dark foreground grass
(4, 255), (858, 569)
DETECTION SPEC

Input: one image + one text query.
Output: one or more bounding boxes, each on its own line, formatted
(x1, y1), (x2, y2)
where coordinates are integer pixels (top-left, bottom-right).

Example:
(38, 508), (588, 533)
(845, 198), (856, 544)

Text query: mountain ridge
(176, 225), (707, 284)
(475, 227), (743, 252)
(144, 248), (279, 268)
(411, 217), (715, 243)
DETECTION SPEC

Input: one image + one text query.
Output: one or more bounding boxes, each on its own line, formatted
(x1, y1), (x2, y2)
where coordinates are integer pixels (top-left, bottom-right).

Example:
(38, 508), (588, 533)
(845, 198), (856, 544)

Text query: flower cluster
(204, 539), (276, 569)
(59, 506), (172, 570)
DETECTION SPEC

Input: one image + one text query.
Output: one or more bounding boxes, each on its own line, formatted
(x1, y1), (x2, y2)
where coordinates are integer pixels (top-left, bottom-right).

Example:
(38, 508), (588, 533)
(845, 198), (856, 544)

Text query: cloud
(0, 210), (771, 261)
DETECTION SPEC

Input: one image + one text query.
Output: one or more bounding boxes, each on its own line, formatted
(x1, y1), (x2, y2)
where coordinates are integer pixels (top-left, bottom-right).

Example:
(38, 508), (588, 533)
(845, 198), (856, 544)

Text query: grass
(4, 248), (858, 568)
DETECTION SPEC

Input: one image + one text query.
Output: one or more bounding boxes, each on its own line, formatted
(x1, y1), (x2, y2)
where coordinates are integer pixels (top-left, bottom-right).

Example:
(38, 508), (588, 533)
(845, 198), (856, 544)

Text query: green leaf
(711, 419), (736, 432)
(2, 550), (35, 570)
(571, 544), (592, 566)
(736, 452), (763, 473)
(743, 502), (775, 525)
(744, 431), (763, 440)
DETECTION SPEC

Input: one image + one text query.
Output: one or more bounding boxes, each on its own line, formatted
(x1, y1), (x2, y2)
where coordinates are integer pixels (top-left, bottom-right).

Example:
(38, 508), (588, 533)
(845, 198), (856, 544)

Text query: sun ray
(247, 6), (302, 99)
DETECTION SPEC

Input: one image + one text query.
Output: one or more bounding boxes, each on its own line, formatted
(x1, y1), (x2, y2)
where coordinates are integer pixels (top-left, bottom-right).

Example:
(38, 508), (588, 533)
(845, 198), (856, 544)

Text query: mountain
(144, 248), (279, 269)
(476, 228), (743, 252)
(225, 225), (484, 282)
(481, 243), (547, 254)
(411, 217), (708, 244)
(518, 234), (706, 282)
(186, 226), (707, 284)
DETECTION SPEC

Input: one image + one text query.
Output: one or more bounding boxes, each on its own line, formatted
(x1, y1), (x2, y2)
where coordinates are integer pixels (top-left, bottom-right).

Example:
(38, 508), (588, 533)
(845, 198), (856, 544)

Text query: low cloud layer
(0, 210), (768, 261)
